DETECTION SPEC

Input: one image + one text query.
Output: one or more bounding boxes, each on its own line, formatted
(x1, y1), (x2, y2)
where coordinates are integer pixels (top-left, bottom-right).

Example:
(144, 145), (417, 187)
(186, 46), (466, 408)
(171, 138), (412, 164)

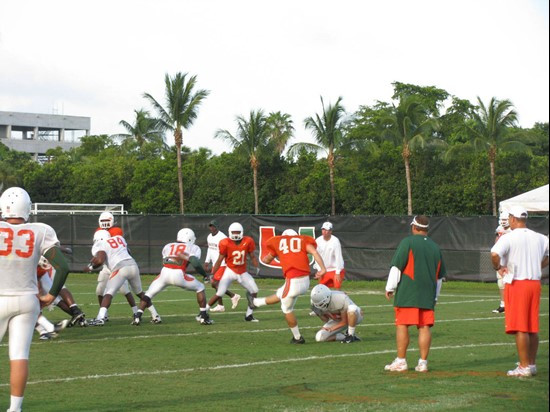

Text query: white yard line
(2, 339), (547, 387)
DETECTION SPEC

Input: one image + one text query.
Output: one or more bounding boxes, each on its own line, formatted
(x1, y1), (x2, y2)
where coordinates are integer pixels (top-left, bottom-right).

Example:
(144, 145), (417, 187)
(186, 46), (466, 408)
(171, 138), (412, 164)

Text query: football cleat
(88, 318), (105, 326)
(244, 315), (259, 322)
(290, 336), (306, 344)
(245, 292), (257, 309)
(492, 306), (505, 314)
(132, 314), (141, 326)
(39, 333), (54, 340)
(210, 305), (225, 312)
(231, 294), (241, 309)
(150, 315), (162, 324)
(199, 312), (213, 325)
(384, 358), (408, 372)
(54, 319), (70, 333)
(341, 333), (361, 343)
(69, 312), (86, 328)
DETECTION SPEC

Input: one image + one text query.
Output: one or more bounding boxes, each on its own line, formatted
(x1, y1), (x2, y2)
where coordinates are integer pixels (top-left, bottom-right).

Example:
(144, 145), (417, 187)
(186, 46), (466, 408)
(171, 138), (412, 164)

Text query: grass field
(1, 275), (548, 412)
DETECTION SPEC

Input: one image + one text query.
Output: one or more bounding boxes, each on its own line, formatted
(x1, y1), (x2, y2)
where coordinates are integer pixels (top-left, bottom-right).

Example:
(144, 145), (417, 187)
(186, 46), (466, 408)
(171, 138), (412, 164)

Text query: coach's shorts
(394, 307), (434, 327)
(319, 270), (345, 289)
(504, 279), (541, 334)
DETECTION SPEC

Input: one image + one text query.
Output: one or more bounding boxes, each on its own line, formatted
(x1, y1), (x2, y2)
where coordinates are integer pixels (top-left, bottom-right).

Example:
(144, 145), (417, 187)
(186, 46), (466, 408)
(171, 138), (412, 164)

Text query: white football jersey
(92, 235), (136, 272)
(162, 242), (201, 261)
(317, 291), (356, 316)
(205, 231), (227, 266)
(0, 221), (60, 295)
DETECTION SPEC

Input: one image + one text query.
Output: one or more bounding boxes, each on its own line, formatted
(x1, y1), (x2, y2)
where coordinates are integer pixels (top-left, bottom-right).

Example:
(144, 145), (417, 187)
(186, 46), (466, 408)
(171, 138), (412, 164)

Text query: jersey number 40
(259, 226), (315, 269)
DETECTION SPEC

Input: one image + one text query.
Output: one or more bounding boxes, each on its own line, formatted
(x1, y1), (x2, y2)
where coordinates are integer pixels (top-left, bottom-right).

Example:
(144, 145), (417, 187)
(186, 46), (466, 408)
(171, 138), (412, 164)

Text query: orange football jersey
(266, 235), (316, 278)
(95, 226), (124, 237)
(219, 236), (255, 274)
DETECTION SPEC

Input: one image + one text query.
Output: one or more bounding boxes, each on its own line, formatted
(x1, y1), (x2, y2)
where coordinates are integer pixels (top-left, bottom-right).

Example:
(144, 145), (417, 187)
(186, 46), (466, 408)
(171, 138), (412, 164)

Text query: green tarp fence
(32, 214), (549, 282)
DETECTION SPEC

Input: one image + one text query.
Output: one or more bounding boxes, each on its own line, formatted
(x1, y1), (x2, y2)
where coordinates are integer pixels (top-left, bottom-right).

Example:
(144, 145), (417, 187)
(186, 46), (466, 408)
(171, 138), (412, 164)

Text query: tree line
(0, 74), (548, 216)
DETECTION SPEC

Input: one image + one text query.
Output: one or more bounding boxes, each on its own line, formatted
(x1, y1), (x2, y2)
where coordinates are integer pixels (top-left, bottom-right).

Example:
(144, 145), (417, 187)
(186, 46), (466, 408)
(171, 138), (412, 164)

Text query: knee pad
(141, 295), (152, 306)
(348, 304), (358, 314)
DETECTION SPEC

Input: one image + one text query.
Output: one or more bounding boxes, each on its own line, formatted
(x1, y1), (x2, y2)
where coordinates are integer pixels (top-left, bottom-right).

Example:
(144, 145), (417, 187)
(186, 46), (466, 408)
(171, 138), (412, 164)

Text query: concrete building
(0, 111), (90, 158)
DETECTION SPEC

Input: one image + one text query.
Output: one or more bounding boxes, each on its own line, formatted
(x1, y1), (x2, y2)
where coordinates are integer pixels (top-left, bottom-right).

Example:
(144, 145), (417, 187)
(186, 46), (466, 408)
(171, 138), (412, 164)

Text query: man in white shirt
(492, 212), (512, 313)
(314, 222), (345, 289)
(204, 220), (240, 312)
(491, 205), (549, 377)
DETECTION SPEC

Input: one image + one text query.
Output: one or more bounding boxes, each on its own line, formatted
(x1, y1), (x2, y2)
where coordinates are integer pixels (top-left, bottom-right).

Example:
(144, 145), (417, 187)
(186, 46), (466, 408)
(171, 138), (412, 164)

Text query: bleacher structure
(30, 203), (126, 215)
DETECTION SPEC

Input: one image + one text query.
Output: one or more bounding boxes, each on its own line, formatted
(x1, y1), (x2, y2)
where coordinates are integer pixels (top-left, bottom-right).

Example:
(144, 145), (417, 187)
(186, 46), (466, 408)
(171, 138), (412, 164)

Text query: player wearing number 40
(248, 229), (327, 344)
(0, 187), (70, 412)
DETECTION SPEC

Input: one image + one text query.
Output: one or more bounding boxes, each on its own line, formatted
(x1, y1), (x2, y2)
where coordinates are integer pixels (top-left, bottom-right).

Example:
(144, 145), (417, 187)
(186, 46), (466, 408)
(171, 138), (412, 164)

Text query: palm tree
(469, 97), (525, 216)
(266, 111), (294, 154)
(115, 109), (165, 150)
(382, 95), (439, 215)
(144, 72), (209, 214)
(288, 96), (346, 216)
(215, 110), (271, 214)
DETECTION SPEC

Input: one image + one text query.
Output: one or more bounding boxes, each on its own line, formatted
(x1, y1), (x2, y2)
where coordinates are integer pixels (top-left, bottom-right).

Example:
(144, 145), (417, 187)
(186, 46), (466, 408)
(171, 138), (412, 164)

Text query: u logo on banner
(259, 226), (316, 269)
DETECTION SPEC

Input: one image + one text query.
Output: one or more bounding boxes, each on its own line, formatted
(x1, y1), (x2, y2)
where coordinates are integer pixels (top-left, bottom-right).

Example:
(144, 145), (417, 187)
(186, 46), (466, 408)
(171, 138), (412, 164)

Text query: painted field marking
(2, 339), (547, 387)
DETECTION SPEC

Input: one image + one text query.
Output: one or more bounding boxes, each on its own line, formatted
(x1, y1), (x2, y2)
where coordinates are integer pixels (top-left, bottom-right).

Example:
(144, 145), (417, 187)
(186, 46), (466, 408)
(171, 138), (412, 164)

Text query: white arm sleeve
(435, 278), (443, 301)
(385, 266), (401, 292)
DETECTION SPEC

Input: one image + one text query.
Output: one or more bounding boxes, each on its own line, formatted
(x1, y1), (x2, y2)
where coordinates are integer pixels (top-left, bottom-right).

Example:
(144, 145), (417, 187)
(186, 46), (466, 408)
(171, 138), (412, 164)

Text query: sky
(0, 0), (548, 154)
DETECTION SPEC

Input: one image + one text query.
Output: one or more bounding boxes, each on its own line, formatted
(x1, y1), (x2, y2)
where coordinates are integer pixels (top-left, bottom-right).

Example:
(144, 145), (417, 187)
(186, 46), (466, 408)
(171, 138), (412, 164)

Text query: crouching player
(310, 284), (363, 343)
(133, 228), (213, 325)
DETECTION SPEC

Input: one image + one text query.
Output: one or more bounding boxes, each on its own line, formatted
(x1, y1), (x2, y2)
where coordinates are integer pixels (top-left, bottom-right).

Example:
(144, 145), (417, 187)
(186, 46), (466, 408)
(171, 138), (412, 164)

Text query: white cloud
(0, 0), (547, 154)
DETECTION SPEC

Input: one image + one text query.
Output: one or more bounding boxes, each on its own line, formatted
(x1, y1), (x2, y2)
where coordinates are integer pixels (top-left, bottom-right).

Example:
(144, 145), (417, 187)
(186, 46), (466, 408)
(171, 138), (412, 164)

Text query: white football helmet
(99, 212), (114, 229)
(177, 228), (196, 244)
(282, 229), (298, 236)
(499, 212), (509, 228)
(310, 284), (331, 310)
(228, 222), (244, 241)
(93, 229), (111, 243)
(0, 187), (32, 221)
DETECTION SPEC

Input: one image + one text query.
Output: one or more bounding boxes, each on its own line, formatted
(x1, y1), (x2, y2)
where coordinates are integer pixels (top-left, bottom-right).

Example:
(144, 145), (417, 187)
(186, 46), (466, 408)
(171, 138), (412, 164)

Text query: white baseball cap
(321, 222), (333, 230)
(508, 205), (528, 219)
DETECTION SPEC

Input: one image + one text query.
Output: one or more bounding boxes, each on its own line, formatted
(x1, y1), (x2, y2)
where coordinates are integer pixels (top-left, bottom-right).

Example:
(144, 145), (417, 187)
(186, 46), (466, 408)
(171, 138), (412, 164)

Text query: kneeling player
(310, 284), (363, 343)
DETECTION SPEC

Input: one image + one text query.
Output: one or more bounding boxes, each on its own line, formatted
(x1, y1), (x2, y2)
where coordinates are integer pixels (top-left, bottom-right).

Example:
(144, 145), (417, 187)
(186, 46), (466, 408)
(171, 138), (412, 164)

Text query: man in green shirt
(384, 215), (446, 373)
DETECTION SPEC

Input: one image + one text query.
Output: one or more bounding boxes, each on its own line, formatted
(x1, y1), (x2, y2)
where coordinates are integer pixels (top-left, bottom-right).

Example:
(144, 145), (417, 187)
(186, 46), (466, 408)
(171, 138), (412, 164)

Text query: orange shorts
(213, 266), (226, 282)
(504, 279), (541, 334)
(394, 307), (434, 327)
(319, 269), (345, 289)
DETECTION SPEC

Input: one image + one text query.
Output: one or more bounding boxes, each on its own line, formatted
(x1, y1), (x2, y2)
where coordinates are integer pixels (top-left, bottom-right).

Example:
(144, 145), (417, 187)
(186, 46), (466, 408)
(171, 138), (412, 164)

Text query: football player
(204, 220), (241, 312)
(94, 212), (142, 321)
(0, 187), (70, 412)
(248, 229), (327, 344)
(133, 228), (213, 325)
(206, 222), (260, 322)
(85, 230), (154, 325)
(310, 284), (363, 343)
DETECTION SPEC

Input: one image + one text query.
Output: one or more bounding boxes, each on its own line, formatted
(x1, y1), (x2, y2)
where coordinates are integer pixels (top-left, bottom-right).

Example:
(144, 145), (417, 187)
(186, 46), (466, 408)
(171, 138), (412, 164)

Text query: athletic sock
(245, 307), (253, 317)
(36, 315), (55, 333)
(98, 307), (108, 320)
(347, 326), (356, 336)
(10, 395), (23, 412)
(290, 326), (301, 339)
(148, 305), (159, 318)
(500, 301), (505, 308)
(131, 306), (138, 314)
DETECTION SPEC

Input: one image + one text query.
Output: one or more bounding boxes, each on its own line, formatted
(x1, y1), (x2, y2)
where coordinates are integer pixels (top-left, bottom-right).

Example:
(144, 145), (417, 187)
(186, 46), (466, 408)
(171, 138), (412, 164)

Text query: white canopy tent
(499, 184), (549, 214)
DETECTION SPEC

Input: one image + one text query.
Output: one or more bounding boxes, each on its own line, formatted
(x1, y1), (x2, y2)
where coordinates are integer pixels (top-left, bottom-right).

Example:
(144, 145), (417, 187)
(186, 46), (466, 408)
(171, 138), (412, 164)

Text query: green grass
(1, 275), (548, 411)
